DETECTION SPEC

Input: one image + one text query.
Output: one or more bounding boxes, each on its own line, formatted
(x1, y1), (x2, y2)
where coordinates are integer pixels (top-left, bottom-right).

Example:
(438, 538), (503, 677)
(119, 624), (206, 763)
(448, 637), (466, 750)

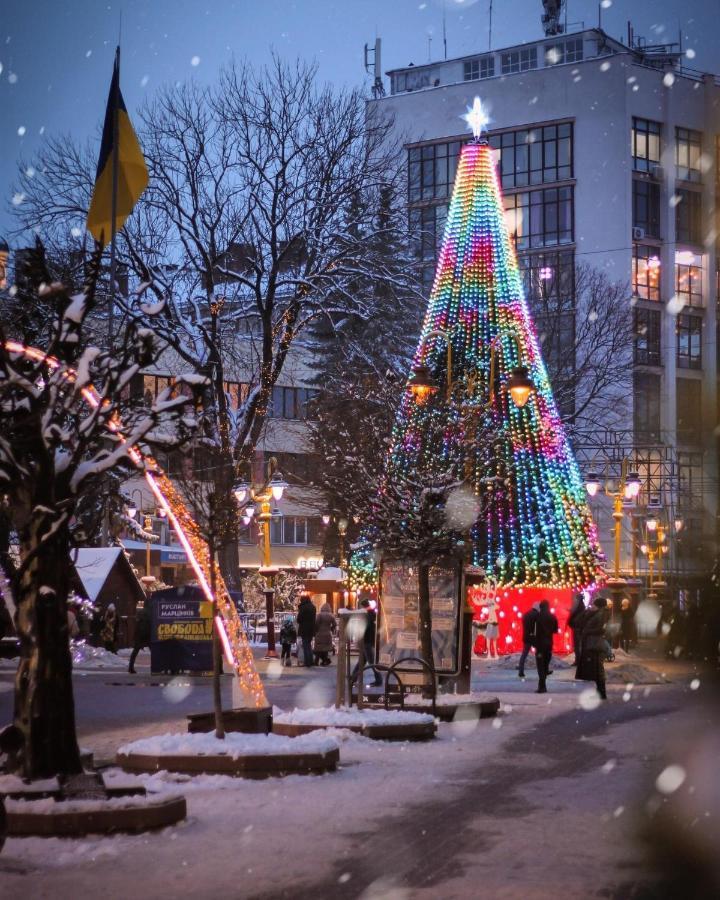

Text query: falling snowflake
(690, 678), (700, 690)
(141, 75), (149, 87)
(70, 226), (83, 238)
(8, 72), (18, 84)
(655, 764), (686, 795)
(11, 192), (25, 206)
(600, 61), (611, 72)
(663, 72), (675, 87)
(191, 55), (201, 67)
(17, 125), (25, 136)
(578, 688), (601, 711)
(685, 48), (696, 60)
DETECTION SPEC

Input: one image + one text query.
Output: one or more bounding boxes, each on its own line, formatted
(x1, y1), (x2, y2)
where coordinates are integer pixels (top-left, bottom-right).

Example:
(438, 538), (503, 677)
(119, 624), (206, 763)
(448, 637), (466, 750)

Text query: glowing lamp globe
(624, 472), (641, 500)
(507, 366), (534, 408)
(674, 517), (684, 533)
(585, 472), (601, 498)
(408, 365), (439, 405)
(270, 472), (288, 501)
(322, 514), (331, 526)
(233, 481), (249, 504)
(646, 515), (658, 532)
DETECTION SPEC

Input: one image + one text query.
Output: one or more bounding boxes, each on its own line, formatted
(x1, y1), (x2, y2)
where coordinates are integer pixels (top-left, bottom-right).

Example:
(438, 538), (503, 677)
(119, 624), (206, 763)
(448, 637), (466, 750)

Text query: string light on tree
(350, 97), (601, 592)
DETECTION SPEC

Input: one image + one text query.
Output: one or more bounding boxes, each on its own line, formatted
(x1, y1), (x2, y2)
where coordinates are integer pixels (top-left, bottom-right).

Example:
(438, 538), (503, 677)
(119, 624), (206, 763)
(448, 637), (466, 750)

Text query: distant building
(370, 26), (720, 588)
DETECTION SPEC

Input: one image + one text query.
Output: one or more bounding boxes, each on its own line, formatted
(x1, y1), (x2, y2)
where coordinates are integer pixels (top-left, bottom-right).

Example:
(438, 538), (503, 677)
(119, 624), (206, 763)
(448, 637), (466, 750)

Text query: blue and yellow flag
(86, 48), (148, 245)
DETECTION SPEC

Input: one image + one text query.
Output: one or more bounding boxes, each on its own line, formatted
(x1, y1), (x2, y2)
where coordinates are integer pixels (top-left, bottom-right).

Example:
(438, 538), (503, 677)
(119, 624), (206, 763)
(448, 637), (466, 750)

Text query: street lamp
(584, 456), (640, 584)
(321, 514), (350, 571)
(233, 457), (288, 658)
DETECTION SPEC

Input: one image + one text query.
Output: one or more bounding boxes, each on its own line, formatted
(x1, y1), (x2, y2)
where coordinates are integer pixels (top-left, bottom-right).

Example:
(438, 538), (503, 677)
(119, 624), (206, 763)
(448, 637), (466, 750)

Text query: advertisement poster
(150, 586), (213, 673)
(378, 560), (461, 674)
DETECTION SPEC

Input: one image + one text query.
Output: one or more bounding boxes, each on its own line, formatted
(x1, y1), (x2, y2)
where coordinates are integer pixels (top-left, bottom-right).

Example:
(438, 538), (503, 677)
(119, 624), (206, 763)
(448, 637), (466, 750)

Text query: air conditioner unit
(649, 163), (663, 179)
(632, 226), (646, 240)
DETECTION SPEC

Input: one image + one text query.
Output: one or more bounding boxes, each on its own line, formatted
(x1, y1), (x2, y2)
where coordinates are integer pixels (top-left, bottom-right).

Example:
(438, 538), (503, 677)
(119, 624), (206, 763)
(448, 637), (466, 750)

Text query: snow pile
(605, 662), (670, 684)
(118, 730), (339, 759)
(272, 706), (434, 727)
(71, 642), (128, 670)
(5, 793), (181, 814)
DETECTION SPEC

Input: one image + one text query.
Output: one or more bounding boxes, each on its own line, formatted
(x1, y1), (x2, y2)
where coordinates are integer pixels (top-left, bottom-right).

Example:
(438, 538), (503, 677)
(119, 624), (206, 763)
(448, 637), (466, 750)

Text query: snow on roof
(74, 547), (125, 601)
(314, 567), (346, 582)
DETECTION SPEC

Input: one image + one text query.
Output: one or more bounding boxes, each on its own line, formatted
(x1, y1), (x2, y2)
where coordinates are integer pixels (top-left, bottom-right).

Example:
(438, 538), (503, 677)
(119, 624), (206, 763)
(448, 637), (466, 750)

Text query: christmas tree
(352, 98), (600, 591)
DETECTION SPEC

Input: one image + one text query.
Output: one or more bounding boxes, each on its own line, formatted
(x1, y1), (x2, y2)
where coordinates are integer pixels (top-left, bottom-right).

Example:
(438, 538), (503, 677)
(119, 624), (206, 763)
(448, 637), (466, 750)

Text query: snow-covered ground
(118, 729), (339, 758)
(272, 705), (435, 727)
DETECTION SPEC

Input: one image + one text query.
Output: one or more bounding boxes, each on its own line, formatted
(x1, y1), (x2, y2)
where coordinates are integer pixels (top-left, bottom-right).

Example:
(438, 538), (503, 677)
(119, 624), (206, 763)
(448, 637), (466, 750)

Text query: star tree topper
(462, 96), (490, 140)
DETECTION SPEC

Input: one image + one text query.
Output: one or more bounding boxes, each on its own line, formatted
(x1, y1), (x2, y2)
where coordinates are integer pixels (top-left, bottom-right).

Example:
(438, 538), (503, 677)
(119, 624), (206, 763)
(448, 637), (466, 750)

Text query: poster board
(377, 559), (462, 674)
(150, 586), (213, 673)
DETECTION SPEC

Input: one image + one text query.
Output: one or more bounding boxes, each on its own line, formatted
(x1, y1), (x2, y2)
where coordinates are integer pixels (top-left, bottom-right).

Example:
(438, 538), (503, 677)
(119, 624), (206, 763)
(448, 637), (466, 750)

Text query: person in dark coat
(518, 602), (540, 678)
(619, 598), (635, 654)
(534, 600), (558, 694)
(279, 615), (297, 667)
(313, 603), (336, 666)
(296, 593), (317, 667)
(575, 597), (610, 699)
(351, 599), (382, 687)
(128, 601), (151, 673)
(567, 593), (586, 665)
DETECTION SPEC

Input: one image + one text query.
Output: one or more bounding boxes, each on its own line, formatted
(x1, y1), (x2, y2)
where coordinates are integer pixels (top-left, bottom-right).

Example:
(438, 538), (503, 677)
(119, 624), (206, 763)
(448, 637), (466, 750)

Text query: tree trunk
(13, 516), (82, 779)
(209, 544), (225, 740)
(417, 562), (435, 697)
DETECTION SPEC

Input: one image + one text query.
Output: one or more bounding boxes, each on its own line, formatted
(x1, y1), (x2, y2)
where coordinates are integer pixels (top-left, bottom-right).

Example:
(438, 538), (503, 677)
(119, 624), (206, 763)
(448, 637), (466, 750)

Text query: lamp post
(321, 514), (350, 570)
(233, 457), (288, 658)
(585, 457), (641, 584)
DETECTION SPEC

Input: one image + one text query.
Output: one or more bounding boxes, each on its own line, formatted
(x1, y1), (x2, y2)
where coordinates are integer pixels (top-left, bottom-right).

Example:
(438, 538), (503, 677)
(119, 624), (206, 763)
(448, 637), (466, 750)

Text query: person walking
(575, 597), (611, 699)
(485, 599), (499, 659)
(534, 600), (558, 694)
(619, 598), (635, 654)
(101, 603), (119, 653)
(128, 601), (151, 674)
(567, 593), (586, 665)
(351, 599), (382, 687)
(313, 603), (336, 666)
(518, 602), (540, 678)
(279, 615), (297, 667)
(296, 593), (317, 668)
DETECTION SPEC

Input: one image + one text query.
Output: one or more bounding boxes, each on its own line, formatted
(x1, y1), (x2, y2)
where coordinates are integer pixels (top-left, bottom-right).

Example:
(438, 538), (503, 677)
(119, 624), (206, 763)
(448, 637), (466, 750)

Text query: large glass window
(675, 189), (702, 245)
(632, 245), (661, 301)
(501, 47), (537, 74)
(676, 127), (702, 182)
(545, 38), (583, 65)
(675, 251), (703, 308)
(634, 307), (662, 366)
(408, 142), (462, 203)
(633, 372), (661, 439)
(504, 186), (574, 250)
(632, 179), (660, 238)
(268, 386), (319, 420)
(464, 56), (494, 81)
(676, 378), (702, 444)
(631, 118), (661, 173)
(676, 314), (702, 370)
(489, 123), (572, 188)
(270, 516), (308, 546)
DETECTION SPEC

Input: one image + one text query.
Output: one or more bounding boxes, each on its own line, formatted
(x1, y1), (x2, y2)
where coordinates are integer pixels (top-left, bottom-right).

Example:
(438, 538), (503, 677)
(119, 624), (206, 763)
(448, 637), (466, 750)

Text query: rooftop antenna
(488, 0), (493, 51)
(427, 34), (432, 62)
(443, 0), (448, 59)
(541, 0), (566, 36)
(363, 37), (385, 99)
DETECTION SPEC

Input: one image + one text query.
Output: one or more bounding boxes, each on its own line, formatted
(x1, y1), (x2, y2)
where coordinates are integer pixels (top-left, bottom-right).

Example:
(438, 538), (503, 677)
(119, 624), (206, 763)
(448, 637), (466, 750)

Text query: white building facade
(370, 27), (720, 591)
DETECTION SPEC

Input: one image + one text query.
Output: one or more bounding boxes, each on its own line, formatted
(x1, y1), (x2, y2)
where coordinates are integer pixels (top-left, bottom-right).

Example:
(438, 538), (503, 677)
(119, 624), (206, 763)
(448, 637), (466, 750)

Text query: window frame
(675, 127), (702, 183)
(633, 306), (662, 366)
(463, 55), (494, 81)
(631, 118), (661, 173)
(632, 244), (661, 301)
(501, 46), (538, 74)
(632, 178), (661, 238)
(676, 313), (703, 370)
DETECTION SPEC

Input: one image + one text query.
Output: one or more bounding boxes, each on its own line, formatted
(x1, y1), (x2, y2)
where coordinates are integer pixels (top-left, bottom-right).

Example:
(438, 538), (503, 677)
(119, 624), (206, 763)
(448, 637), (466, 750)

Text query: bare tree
(0, 244), (200, 778)
(10, 56), (420, 586)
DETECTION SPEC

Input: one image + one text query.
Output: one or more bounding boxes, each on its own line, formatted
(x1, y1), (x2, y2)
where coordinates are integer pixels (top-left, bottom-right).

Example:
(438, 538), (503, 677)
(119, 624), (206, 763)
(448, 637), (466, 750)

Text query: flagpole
(107, 44), (120, 342)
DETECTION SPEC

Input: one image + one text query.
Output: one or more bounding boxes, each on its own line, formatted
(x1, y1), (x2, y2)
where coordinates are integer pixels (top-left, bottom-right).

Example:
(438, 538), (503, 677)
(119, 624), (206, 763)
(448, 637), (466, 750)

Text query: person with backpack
(279, 615), (297, 667)
(296, 593), (317, 667)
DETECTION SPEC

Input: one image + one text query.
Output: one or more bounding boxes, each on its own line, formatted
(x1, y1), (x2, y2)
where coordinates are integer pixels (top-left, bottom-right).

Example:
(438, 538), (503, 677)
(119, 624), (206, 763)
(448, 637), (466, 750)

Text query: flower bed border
(272, 720), (436, 741)
(116, 747), (339, 779)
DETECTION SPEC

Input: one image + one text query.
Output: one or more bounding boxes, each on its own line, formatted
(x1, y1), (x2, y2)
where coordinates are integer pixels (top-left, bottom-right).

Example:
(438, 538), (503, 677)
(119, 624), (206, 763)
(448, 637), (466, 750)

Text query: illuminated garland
(5, 340), (268, 709)
(350, 137), (601, 591)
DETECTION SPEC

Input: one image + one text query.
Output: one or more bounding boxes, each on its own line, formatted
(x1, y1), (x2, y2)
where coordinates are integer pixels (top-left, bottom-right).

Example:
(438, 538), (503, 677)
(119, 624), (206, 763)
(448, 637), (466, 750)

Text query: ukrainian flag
(86, 49), (148, 245)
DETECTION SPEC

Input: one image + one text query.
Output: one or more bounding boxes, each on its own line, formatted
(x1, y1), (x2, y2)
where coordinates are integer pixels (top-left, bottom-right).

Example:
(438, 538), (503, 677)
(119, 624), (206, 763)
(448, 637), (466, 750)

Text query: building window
(634, 307), (662, 366)
(501, 47), (538, 74)
(392, 70), (431, 93)
(270, 516), (309, 546)
(676, 378), (702, 444)
(675, 251), (703, 308)
(631, 118), (661, 173)
(632, 245), (661, 301)
(464, 56), (494, 81)
(676, 314), (702, 370)
(408, 142), (462, 203)
(504, 186), (574, 250)
(675, 189), (702, 245)
(633, 372), (661, 439)
(519, 250), (574, 305)
(545, 38), (583, 65)
(676, 127), (702, 182)
(489, 123), (573, 188)
(268, 386), (319, 420)
(632, 179), (660, 238)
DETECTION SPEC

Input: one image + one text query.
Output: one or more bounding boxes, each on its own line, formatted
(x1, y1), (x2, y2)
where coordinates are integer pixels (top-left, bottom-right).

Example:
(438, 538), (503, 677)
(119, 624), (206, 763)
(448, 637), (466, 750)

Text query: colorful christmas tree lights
(351, 99), (600, 591)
